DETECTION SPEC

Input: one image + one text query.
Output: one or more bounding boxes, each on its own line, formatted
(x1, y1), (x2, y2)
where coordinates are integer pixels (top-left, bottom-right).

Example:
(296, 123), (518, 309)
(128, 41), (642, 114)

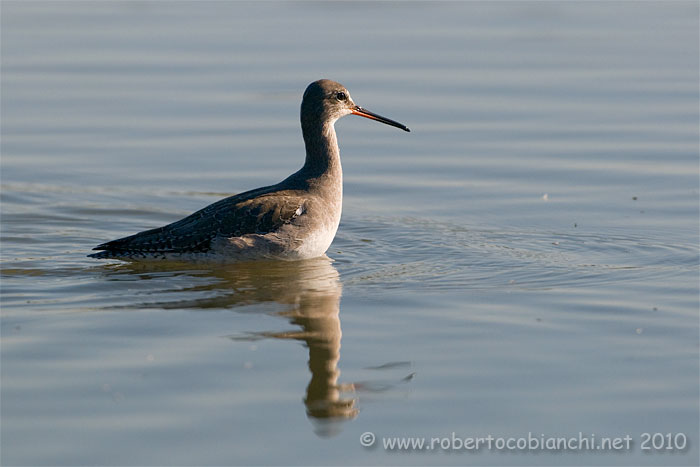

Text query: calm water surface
(2, 2), (698, 466)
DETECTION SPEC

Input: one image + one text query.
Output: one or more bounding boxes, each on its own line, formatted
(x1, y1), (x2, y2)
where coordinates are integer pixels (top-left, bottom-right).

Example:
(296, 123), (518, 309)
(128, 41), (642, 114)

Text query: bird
(89, 79), (409, 261)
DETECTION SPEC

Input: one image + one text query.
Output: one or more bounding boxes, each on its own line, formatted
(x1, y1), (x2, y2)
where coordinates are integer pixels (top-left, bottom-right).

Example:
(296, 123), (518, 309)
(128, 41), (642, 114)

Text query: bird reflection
(257, 284), (359, 435)
(99, 256), (357, 435)
(239, 258), (359, 435)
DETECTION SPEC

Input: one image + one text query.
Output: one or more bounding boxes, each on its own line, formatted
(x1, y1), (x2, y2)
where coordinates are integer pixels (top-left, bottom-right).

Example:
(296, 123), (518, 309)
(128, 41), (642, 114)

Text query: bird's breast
(287, 195), (341, 259)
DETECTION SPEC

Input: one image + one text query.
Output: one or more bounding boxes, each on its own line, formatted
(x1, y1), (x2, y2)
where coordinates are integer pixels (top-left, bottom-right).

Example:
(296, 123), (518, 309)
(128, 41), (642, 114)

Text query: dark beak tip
(352, 106), (409, 133)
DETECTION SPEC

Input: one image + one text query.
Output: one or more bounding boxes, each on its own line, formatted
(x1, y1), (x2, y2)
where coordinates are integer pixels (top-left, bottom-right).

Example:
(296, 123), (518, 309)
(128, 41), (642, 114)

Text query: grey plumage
(89, 79), (409, 261)
(89, 185), (305, 258)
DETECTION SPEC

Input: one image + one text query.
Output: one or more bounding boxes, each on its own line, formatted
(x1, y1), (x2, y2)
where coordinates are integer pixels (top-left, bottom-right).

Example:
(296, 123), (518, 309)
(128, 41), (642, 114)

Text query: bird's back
(89, 183), (308, 259)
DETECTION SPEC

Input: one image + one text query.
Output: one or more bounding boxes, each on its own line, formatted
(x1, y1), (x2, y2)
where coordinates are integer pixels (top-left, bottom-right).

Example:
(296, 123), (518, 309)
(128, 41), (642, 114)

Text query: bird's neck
(301, 119), (342, 180)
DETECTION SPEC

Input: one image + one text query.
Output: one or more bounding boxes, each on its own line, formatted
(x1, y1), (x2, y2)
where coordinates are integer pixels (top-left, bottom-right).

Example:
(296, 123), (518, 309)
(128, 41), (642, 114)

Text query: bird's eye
(335, 91), (347, 101)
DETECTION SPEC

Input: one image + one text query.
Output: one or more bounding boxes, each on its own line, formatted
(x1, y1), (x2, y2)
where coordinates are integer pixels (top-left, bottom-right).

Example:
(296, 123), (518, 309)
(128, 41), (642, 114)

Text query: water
(1, 2), (698, 465)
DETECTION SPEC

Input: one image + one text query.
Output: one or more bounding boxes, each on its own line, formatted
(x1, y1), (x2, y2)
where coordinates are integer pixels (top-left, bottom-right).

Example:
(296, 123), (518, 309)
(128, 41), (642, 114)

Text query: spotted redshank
(89, 79), (409, 261)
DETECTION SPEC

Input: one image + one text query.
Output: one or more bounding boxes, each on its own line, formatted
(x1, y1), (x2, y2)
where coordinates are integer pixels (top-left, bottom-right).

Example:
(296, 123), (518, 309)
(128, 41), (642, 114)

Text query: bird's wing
(92, 186), (306, 254)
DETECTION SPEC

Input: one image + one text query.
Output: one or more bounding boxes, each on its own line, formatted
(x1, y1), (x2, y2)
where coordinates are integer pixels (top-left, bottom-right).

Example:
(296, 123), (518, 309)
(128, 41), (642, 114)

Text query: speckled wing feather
(90, 186), (305, 256)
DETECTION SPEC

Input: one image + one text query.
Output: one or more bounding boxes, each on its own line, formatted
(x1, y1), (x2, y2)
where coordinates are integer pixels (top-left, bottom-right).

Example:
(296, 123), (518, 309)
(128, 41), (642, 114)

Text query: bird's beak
(351, 105), (410, 132)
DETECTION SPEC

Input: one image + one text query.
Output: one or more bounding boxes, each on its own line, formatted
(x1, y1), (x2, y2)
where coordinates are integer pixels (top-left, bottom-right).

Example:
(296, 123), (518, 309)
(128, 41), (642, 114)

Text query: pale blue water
(1, 2), (698, 466)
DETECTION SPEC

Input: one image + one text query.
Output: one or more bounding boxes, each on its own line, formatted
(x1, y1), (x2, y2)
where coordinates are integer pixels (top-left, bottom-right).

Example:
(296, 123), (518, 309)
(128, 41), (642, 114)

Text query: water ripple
(333, 217), (698, 292)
